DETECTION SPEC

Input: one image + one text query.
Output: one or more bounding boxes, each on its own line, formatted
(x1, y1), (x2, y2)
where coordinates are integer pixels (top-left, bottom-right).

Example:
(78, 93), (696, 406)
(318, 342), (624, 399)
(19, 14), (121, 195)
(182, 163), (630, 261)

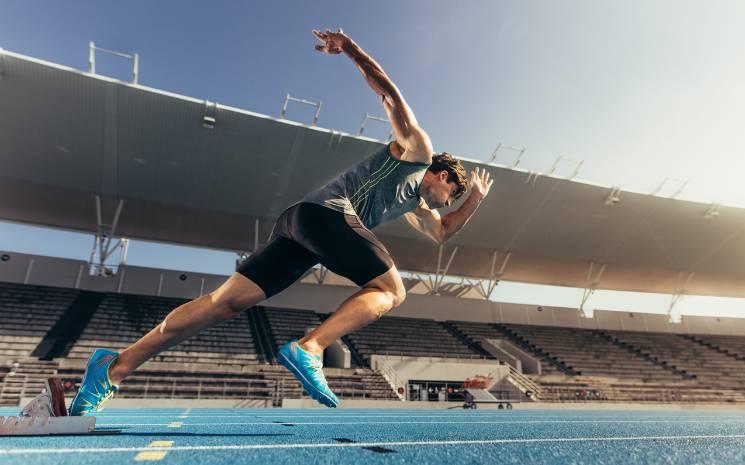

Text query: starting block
(0, 378), (97, 436)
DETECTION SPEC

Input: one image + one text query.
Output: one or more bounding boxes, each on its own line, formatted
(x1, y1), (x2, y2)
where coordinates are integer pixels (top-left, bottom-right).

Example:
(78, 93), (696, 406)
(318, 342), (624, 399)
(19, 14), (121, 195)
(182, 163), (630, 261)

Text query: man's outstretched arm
(404, 167), (494, 243)
(312, 29), (432, 161)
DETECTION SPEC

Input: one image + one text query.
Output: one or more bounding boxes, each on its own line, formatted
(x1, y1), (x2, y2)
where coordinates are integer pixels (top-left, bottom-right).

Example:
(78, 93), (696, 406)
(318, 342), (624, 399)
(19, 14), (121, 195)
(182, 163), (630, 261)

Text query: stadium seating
(602, 331), (745, 387)
(448, 321), (566, 375)
(344, 315), (485, 361)
(6, 279), (745, 405)
(0, 282), (79, 362)
(66, 293), (260, 369)
(501, 324), (687, 382)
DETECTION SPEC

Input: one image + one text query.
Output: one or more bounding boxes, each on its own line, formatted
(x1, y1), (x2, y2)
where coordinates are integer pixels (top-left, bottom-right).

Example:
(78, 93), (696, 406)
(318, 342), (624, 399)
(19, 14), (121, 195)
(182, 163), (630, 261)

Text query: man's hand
(312, 28), (350, 55)
(470, 167), (493, 201)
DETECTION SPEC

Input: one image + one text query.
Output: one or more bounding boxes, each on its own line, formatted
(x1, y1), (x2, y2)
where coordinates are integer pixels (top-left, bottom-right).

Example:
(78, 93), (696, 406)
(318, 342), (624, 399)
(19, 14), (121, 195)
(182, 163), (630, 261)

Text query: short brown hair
(428, 152), (468, 199)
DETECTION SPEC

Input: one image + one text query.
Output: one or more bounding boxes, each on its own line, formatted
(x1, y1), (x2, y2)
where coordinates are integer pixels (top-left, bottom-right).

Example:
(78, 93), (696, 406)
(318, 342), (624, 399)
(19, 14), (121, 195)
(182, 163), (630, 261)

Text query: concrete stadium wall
(1, 250), (743, 336)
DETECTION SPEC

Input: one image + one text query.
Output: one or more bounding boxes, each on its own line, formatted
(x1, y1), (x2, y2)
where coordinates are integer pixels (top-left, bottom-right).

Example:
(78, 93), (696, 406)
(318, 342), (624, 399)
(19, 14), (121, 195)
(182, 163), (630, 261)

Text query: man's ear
(438, 170), (449, 182)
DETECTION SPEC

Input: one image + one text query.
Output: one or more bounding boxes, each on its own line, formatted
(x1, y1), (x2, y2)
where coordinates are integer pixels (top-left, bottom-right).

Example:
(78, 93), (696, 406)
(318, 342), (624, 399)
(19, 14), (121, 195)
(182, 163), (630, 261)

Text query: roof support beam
(667, 271), (695, 323)
(358, 113), (392, 141)
(489, 143), (526, 168)
(579, 262), (606, 318)
(310, 264), (329, 285)
(524, 171), (540, 186)
(89, 196), (128, 276)
(470, 250), (511, 300)
(202, 100), (217, 129)
(547, 155), (584, 180)
(326, 130), (344, 152)
(421, 244), (460, 295)
(280, 93), (322, 126)
(88, 41), (139, 84)
(650, 177), (688, 199)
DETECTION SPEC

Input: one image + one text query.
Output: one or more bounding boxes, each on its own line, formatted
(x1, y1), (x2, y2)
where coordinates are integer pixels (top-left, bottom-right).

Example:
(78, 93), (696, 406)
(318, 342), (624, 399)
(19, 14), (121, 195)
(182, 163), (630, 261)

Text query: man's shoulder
(388, 141), (432, 165)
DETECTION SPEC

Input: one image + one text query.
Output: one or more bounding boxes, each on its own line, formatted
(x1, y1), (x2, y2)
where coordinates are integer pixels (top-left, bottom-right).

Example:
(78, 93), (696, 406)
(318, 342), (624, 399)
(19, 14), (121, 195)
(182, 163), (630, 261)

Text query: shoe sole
(277, 351), (338, 408)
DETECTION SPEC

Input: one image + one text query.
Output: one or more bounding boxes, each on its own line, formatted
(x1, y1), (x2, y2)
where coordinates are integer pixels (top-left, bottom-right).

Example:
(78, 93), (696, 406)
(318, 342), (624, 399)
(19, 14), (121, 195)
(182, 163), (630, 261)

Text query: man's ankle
(108, 359), (126, 385)
(297, 339), (324, 356)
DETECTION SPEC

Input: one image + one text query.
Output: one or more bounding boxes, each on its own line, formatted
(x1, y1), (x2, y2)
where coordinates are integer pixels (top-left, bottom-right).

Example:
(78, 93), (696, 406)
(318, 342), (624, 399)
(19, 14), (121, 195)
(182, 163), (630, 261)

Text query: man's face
(432, 171), (458, 209)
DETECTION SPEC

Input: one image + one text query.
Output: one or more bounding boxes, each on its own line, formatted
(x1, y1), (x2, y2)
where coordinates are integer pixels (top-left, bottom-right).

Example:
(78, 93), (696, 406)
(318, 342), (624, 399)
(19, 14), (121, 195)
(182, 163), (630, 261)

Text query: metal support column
(481, 251), (511, 299)
(579, 262), (607, 318)
(650, 177), (689, 199)
(89, 41), (140, 84)
(489, 143), (526, 168)
(280, 94), (322, 125)
(667, 272), (695, 323)
(423, 244), (459, 295)
(547, 155), (584, 180)
(88, 196), (129, 276)
(358, 113), (393, 141)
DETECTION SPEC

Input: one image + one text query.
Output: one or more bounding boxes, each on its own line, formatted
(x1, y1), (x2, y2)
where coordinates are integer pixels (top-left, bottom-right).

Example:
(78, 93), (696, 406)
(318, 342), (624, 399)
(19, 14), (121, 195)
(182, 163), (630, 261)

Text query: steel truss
(88, 195), (129, 276)
(667, 271), (695, 323)
(578, 262), (607, 318)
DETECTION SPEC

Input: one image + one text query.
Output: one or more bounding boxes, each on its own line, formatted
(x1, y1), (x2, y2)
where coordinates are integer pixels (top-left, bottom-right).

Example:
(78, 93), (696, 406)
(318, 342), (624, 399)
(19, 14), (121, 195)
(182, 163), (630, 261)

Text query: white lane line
(98, 419), (745, 426)
(92, 414), (731, 419)
(3, 434), (745, 455)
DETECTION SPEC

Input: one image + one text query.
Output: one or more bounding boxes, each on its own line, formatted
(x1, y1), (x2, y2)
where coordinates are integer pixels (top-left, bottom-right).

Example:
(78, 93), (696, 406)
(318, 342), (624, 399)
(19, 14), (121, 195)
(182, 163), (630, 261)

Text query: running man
(70, 28), (493, 413)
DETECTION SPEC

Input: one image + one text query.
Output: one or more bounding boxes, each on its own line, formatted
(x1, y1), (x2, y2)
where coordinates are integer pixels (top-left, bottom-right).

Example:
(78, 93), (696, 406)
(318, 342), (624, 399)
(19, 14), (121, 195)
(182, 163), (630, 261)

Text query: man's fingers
(312, 29), (326, 40)
(315, 44), (325, 52)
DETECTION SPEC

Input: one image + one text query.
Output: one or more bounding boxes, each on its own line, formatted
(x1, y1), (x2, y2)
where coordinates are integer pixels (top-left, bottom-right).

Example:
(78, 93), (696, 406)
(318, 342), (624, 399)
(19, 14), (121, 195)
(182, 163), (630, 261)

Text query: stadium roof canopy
(2, 49), (745, 298)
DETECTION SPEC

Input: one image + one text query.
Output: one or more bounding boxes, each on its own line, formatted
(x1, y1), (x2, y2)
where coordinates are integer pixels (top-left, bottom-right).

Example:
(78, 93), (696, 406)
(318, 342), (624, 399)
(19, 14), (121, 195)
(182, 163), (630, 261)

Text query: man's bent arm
(440, 191), (484, 242)
(407, 190), (485, 244)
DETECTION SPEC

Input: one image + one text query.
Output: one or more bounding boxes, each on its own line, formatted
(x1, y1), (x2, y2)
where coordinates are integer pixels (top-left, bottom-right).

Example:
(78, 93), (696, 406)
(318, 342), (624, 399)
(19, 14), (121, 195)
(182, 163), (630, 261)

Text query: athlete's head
(420, 152), (467, 209)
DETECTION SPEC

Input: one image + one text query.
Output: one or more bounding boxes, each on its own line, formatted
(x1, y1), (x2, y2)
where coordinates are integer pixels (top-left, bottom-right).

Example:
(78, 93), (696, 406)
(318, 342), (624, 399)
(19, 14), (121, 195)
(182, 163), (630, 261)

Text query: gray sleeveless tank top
(300, 143), (431, 229)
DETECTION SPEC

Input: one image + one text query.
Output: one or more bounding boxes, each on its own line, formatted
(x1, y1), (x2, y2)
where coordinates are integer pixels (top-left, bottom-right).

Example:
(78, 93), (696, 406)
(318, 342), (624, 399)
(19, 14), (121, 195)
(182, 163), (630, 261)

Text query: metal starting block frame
(0, 378), (103, 436)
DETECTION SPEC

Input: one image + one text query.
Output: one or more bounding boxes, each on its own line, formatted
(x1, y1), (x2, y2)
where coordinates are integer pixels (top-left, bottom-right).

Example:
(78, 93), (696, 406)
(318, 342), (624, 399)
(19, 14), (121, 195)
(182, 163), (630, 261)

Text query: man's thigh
(236, 235), (319, 299)
(315, 216), (394, 288)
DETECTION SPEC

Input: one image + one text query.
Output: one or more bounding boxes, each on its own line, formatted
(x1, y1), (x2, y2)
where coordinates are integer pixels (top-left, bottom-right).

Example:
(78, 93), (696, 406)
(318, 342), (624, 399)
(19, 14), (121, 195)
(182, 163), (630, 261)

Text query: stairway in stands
(32, 290), (105, 360)
(682, 334), (745, 362)
(490, 324), (579, 375)
(595, 330), (694, 380)
(441, 321), (495, 359)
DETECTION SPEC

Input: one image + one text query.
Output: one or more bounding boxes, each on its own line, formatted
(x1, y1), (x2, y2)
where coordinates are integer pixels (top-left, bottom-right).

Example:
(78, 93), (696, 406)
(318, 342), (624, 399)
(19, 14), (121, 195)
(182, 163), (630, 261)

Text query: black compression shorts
(237, 203), (394, 298)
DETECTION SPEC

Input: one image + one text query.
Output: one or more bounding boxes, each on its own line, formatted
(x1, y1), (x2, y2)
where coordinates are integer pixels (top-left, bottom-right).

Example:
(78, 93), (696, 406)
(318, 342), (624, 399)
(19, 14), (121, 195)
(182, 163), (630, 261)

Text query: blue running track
(2, 407), (745, 464)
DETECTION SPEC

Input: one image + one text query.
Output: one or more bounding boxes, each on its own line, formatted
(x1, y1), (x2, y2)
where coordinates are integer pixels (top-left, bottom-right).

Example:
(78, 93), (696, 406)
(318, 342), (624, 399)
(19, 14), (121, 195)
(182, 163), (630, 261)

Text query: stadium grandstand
(3, 44), (745, 414)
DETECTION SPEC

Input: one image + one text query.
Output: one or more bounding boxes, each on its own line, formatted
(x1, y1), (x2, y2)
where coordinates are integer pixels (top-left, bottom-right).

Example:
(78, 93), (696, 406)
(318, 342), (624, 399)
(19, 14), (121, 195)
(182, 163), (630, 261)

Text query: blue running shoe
(278, 340), (339, 408)
(69, 348), (120, 416)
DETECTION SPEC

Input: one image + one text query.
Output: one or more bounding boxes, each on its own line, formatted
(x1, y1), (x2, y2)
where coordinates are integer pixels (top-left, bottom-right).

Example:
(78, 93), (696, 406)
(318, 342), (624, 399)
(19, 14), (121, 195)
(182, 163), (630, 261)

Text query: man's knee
(211, 274), (266, 316)
(373, 284), (406, 318)
(390, 286), (406, 308)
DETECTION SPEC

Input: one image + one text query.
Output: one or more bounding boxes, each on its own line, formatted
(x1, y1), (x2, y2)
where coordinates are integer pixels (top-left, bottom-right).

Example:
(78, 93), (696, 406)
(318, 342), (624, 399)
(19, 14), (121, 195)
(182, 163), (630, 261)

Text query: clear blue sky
(1, 0), (744, 317)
